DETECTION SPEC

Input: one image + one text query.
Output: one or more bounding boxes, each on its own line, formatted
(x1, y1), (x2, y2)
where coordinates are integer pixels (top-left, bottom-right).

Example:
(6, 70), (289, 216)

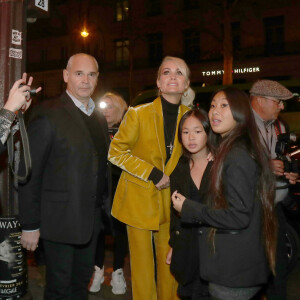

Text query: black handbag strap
(7, 111), (32, 183)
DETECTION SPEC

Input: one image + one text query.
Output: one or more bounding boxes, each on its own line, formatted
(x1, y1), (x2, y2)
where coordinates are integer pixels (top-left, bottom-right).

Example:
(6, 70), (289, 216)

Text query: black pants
(95, 217), (128, 270)
(178, 273), (209, 300)
(266, 203), (288, 300)
(43, 209), (101, 300)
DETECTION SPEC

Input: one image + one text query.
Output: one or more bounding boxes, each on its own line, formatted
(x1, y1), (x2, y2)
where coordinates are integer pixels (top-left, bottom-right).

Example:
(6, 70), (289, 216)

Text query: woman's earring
(183, 90), (188, 97)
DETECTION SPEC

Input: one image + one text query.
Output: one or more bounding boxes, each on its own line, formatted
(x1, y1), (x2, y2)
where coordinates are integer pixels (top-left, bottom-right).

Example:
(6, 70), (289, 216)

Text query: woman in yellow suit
(108, 56), (191, 300)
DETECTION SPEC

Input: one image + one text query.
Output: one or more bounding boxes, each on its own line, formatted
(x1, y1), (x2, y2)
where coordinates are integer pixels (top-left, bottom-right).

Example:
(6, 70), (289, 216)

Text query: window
(147, 33), (163, 66)
(115, 39), (129, 67)
(116, 0), (129, 22)
(264, 16), (284, 56)
(183, 0), (199, 10)
(146, 0), (161, 16)
(232, 22), (241, 54)
(183, 29), (200, 63)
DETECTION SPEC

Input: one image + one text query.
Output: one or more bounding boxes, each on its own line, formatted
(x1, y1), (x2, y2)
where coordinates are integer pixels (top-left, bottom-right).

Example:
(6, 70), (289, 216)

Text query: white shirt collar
(66, 90), (95, 116)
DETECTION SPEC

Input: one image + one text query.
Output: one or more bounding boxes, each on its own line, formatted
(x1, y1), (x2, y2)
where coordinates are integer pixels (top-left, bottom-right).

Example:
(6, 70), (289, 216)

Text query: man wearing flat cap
(250, 79), (299, 300)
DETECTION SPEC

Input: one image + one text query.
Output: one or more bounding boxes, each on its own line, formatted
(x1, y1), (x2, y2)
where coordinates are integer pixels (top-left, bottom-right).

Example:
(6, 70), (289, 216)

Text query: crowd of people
(0, 53), (298, 300)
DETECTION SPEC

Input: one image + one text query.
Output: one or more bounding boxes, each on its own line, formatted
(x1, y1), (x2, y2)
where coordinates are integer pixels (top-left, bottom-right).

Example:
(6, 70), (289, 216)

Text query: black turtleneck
(148, 96), (180, 184)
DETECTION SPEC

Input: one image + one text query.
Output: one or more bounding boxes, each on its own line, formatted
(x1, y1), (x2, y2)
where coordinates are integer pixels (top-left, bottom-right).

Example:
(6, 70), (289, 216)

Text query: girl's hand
(166, 247), (173, 265)
(207, 152), (214, 161)
(171, 191), (186, 213)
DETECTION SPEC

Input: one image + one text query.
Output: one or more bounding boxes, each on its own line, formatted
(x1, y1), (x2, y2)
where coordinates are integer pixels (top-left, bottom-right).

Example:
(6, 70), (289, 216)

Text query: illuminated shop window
(183, 28), (200, 63)
(115, 39), (129, 67)
(264, 16), (285, 56)
(147, 32), (163, 66)
(116, 0), (129, 22)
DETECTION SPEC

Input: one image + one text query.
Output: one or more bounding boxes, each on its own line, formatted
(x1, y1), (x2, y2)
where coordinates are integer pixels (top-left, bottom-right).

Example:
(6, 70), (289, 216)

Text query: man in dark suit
(18, 53), (110, 299)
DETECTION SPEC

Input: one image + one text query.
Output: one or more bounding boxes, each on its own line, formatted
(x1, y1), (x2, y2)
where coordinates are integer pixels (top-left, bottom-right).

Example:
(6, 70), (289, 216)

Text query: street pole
(0, 0), (25, 216)
(0, 1), (33, 299)
(0, 1), (48, 298)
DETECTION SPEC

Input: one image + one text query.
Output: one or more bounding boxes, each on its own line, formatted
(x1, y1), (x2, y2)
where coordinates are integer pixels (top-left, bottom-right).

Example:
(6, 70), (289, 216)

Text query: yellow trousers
(127, 223), (179, 300)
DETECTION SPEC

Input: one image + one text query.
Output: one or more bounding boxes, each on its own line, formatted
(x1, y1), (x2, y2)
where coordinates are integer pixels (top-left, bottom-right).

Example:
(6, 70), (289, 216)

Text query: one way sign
(35, 0), (48, 12)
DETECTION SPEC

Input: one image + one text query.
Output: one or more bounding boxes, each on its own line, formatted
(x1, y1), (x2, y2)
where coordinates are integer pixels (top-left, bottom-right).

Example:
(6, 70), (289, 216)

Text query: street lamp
(80, 28), (89, 52)
(80, 30), (89, 38)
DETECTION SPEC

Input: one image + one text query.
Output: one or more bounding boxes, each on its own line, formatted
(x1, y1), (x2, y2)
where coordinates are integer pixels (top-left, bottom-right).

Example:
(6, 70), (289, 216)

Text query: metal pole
(0, 2), (33, 299)
(0, 0), (25, 216)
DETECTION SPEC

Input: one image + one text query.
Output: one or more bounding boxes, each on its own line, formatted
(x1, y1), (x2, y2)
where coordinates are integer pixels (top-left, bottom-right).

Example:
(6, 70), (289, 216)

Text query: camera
(19, 83), (37, 97)
(275, 133), (300, 174)
(108, 127), (118, 140)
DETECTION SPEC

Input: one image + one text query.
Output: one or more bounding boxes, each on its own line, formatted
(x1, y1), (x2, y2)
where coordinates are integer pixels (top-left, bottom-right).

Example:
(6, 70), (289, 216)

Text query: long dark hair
(208, 87), (277, 274)
(178, 108), (211, 161)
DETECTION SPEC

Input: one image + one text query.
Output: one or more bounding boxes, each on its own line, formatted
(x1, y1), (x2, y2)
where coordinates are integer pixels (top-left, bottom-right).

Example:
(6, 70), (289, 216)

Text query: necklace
(161, 96), (179, 157)
(167, 137), (175, 155)
(165, 118), (178, 155)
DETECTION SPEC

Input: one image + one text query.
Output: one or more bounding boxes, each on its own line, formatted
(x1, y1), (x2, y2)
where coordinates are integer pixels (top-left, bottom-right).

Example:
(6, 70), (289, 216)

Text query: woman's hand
(171, 191), (186, 213)
(166, 247), (173, 265)
(4, 73), (42, 113)
(155, 173), (170, 190)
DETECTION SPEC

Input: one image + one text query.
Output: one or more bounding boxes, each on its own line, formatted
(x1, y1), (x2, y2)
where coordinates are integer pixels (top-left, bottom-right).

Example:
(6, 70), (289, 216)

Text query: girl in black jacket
(172, 88), (277, 300)
(168, 108), (212, 300)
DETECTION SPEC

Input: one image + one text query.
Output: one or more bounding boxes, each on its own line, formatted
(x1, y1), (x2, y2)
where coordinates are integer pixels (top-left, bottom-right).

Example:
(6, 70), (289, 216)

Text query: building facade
(26, 0), (300, 105)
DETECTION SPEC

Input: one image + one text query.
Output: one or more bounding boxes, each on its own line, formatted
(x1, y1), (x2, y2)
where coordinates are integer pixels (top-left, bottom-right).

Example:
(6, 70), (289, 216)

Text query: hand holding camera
(274, 133), (299, 184)
(4, 73), (42, 113)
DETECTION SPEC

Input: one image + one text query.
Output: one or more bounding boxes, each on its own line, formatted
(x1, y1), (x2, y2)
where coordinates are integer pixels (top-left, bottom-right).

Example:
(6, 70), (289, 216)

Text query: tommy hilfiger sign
(202, 67), (260, 76)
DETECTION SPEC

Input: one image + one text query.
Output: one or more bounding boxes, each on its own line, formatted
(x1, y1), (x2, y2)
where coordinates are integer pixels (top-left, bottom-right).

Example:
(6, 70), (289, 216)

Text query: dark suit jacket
(18, 92), (111, 245)
(169, 156), (212, 286)
(181, 145), (270, 288)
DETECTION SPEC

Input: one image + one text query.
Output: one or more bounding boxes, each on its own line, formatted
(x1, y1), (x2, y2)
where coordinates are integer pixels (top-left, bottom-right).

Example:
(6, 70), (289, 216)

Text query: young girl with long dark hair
(168, 108), (212, 300)
(172, 87), (277, 300)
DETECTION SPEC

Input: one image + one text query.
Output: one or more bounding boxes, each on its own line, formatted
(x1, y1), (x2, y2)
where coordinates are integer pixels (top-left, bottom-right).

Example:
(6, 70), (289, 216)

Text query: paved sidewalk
(27, 236), (132, 300)
(25, 236), (300, 300)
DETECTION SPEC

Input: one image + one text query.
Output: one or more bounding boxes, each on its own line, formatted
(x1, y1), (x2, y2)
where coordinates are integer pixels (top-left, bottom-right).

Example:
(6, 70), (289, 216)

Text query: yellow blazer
(108, 97), (189, 230)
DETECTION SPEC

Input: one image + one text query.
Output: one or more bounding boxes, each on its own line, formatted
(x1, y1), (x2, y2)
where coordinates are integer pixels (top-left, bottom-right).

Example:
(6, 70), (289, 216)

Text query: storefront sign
(202, 67), (260, 76)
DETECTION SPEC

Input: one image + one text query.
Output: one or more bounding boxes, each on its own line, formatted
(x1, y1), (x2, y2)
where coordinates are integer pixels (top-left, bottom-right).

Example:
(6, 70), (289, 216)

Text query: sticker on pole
(35, 0), (48, 12)
(9, 48), (22, 59)
(11, 30), (22, 46)
(0, 217), (27, 299)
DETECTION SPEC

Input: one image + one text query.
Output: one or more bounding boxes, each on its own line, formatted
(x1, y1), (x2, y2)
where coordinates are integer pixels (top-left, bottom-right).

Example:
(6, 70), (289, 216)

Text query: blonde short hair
(157, 56), (191, 83)
(100, 92), (128, 124)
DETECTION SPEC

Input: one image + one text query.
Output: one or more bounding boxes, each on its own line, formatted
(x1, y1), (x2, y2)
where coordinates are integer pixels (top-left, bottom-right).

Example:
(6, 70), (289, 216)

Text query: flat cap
(249, 79), (293, 100)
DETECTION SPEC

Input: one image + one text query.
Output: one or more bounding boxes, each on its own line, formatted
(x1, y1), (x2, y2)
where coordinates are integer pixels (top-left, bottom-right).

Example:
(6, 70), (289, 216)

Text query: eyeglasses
(264, 97), (284, 106)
